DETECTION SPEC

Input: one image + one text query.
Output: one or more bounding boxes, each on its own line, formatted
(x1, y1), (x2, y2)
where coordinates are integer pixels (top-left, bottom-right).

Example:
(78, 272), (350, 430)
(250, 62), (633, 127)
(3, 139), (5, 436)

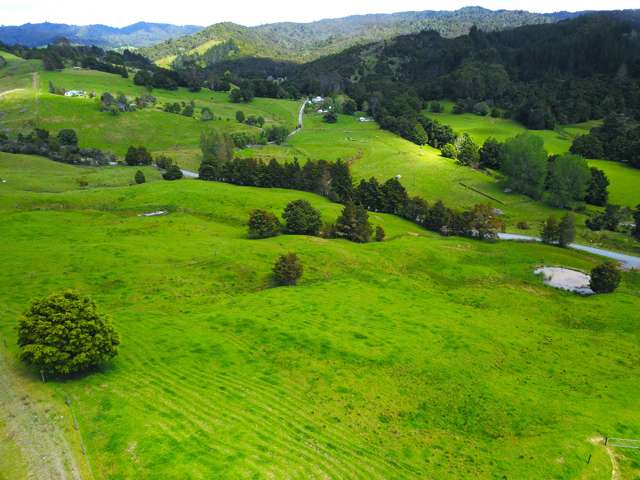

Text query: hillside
(140, 7), (581, 65)
(280, 12), (640, 136)
(1, 152), (639, 478)
(0, 21), (202, 48)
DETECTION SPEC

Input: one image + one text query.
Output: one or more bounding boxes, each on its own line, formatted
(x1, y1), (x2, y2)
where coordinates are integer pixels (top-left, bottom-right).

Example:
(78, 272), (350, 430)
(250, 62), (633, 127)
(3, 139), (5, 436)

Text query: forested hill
(140, 7), (581, 65)
(0, 22), (202, 48)
(283, 12), (640, 131)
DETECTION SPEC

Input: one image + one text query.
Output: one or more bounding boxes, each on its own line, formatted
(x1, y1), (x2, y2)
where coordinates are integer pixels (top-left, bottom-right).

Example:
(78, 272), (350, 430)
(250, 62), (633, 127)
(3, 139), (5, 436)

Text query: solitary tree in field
(375, 226), (386, 242)
(248, 210), (281, 239)
(590, 262), (621, 293)
(273, 253), (303, 286)
(134, 170), (146, 184)
(18, 291), (119, 376)
(235, 111), (245, 123)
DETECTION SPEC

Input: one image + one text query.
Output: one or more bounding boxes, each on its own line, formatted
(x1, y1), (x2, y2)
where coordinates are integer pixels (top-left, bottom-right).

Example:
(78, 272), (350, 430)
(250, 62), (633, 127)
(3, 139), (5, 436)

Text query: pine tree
(541, 216), (559, 244)
(375, 226), (386, 242)
(335, 202), (372, 243)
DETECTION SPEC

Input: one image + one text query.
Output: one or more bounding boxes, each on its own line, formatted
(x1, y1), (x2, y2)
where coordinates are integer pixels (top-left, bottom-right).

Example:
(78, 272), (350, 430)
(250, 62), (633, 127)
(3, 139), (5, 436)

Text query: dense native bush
(570, 114), (640, 168)
(18, 291), (119, 376)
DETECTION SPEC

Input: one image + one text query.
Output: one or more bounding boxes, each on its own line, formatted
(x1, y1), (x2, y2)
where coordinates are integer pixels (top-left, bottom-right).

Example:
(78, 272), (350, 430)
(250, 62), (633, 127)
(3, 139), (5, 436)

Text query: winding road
(498, 233), (640, 269)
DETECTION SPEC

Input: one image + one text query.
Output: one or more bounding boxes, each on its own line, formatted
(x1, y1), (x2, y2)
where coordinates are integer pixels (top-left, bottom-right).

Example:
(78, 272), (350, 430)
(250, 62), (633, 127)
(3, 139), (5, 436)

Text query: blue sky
(1, 0), (638, 27)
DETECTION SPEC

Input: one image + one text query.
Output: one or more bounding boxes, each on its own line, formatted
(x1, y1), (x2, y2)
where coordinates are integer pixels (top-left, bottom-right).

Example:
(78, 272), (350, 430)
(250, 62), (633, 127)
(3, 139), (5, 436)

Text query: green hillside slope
(1, 153), (639, 478)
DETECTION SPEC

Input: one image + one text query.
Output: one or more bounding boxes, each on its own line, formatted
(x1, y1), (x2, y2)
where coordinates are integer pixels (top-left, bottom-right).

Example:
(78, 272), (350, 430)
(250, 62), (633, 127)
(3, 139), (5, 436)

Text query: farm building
(64, 90), (85, 97)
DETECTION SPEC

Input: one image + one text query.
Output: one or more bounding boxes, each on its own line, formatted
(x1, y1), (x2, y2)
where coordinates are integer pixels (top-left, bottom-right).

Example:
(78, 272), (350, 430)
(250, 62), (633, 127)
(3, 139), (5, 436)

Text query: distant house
(64, 90), (85, 97)
(359, 116), (373, 122)
(311, 96), (324, 104)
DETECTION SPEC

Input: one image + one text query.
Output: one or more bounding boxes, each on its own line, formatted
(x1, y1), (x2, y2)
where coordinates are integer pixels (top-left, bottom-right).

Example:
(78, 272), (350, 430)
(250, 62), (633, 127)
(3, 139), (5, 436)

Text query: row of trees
(198, 131), (502, 241)
(0, 128), (116, 166)
(248, 199), (377, 244)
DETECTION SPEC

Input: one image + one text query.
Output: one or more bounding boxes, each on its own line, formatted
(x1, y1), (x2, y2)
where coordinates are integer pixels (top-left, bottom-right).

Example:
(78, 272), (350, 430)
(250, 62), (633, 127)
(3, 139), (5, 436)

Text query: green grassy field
(1, 152), (639, 479)
(424, 101), (640, 208)
(1, 65), (300, 170)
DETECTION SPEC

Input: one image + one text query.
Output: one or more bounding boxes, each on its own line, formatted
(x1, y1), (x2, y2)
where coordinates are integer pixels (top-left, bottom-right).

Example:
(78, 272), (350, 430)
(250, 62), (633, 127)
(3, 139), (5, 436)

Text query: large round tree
(18, 291), (120, 376)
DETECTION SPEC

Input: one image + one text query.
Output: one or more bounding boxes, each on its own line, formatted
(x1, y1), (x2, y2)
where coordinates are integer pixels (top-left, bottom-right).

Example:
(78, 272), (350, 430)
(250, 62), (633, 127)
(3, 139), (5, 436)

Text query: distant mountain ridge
(141, 7), (586, 65)
(0, 21), (203, 48)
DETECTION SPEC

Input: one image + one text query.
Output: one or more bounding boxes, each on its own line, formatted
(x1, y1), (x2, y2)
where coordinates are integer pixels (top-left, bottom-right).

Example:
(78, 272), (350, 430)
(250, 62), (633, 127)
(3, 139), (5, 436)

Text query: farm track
(0, 88), (25, 98)
(0, 349), (83, 480)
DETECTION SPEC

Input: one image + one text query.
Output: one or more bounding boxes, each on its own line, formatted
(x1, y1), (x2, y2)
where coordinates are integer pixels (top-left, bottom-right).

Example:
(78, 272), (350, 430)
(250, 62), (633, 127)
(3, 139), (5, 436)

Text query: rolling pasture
(425, 102), (640, 208)
(1, 153), (639, 479)
(1, 58), (638, 252)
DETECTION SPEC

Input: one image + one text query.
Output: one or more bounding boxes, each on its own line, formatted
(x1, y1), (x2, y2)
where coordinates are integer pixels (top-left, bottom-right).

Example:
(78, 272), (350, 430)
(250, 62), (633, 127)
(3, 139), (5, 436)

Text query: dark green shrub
(18, 291), (119, 376)
(162, 165), (183, 180)
(134, 170), (145, 184)
(282, 200), (322, 235)
(273, 253), (303, 286)
(590, 262), (621, 293)
(248, 210), (281, 239)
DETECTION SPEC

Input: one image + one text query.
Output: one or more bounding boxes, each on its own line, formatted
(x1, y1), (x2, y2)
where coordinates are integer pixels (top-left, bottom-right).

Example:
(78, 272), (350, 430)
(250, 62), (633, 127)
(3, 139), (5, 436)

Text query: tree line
(0, 128), (116, 166)
(198, 129), (503, 241)
(571, 114), (640, 169)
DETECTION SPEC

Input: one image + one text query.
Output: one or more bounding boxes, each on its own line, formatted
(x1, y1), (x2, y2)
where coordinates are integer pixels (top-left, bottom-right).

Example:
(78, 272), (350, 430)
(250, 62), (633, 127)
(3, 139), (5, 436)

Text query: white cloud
(1, 0), (638, 27)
